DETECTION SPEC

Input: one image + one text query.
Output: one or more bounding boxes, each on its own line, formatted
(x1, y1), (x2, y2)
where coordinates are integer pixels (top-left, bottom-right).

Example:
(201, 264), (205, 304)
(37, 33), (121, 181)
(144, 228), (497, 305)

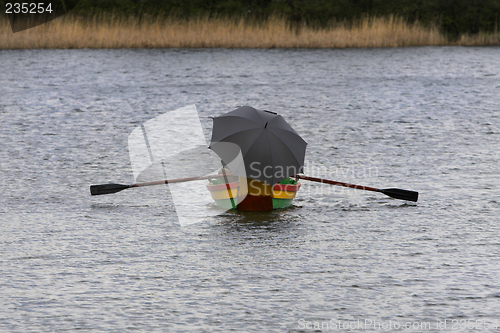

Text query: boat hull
(206, 178), (300, 211)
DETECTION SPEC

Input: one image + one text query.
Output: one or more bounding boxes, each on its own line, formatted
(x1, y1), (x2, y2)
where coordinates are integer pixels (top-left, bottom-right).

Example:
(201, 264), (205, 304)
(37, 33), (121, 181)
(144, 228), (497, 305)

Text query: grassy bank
(1, 15), (499, 49)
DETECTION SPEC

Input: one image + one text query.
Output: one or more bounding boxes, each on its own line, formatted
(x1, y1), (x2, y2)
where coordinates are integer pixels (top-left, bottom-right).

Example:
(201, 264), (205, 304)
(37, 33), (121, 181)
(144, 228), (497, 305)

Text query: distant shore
(1, 15), (499, 49)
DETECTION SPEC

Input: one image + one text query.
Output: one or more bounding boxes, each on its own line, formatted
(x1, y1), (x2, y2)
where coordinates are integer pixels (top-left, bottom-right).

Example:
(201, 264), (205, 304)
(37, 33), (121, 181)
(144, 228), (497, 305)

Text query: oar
(90, 174), (227, 196)
(295, 175), (418, 202)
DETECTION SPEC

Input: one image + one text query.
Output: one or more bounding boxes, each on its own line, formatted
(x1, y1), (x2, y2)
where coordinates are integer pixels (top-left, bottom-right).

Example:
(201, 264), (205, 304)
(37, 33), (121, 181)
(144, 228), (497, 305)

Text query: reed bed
(1, 14), (499, 49)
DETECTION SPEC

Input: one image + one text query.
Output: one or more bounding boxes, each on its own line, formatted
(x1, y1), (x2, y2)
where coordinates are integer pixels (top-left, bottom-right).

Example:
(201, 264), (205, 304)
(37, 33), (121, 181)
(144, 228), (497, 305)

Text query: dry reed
(1, 14), (499, 49)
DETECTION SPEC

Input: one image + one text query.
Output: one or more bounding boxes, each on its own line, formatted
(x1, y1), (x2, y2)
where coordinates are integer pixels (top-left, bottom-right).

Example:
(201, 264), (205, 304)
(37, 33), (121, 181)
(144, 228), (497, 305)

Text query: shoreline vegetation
(1, 15), (499, 49)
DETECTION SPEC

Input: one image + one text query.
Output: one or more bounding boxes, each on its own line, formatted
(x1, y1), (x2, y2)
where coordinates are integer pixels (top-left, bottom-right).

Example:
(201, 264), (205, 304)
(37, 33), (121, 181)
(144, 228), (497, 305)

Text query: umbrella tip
(263, 110), (277, 115)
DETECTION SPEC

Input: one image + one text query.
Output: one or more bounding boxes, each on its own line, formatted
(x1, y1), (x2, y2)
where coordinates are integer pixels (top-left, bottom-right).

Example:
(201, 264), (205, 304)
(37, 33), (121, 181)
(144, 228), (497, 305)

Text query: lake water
(1, 47), (499, 332)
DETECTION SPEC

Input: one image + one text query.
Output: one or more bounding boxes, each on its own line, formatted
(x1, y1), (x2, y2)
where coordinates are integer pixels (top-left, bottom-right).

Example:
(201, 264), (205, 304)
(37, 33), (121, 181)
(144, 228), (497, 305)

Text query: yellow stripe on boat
(206, 182), (238, 200)
(272, 189), (297, 199)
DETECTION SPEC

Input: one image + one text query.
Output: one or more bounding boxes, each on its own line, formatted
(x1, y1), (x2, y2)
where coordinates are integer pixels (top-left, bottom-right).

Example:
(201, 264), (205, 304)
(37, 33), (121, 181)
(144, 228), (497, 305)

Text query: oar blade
(380, 188), (419, 202)
(90, 183), (131, 196)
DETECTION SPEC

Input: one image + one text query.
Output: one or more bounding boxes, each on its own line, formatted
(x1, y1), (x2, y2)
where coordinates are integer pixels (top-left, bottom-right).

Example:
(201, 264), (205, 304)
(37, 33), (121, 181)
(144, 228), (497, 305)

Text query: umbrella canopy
(209, 106), (307, 185)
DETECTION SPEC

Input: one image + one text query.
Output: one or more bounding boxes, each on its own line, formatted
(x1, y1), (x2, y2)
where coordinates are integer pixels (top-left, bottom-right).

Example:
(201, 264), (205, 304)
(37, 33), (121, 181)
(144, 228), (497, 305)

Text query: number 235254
(5, 3), (54, 14)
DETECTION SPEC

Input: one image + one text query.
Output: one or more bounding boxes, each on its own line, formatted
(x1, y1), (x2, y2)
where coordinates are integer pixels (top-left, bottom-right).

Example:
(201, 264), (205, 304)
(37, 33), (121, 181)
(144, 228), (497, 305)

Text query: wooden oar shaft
(130, 175), (214, 188)
(90, 174), (234, 196)
(295, 175), (381, 192)
(295, 174), (418, 202)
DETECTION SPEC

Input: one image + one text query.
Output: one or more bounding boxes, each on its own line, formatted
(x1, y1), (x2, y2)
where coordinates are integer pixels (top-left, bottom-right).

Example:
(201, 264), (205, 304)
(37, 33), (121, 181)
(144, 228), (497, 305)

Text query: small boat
(207, 177), (301, 211)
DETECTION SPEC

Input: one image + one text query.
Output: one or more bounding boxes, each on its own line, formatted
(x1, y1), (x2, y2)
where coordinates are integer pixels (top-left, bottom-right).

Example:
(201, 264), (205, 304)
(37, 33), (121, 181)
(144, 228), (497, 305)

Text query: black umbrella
(209, 106), (307, 185)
